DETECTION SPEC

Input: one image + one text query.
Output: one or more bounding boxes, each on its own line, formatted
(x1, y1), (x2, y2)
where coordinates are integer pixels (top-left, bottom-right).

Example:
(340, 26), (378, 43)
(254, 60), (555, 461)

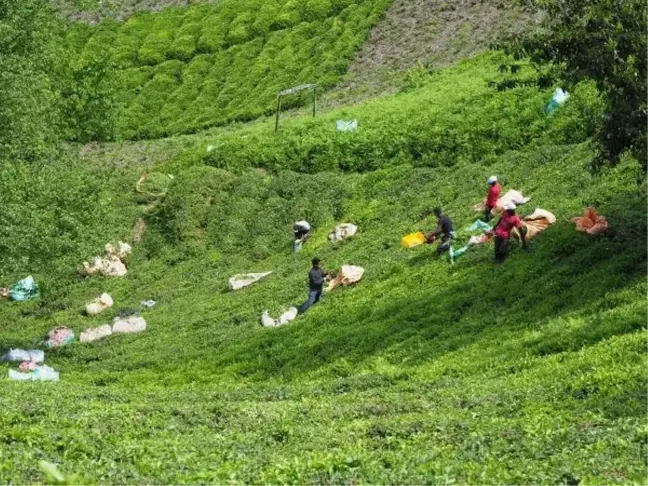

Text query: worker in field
(293, 220), (311, 252)
(297, 258), (330, 314)
(426, 207), (455, 255)
(484, 175), (501, 221)
(493, 203), (528, 262)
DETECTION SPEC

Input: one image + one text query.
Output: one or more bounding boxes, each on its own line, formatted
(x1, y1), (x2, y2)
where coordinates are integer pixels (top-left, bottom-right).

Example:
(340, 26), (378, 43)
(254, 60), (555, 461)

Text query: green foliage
(68, 0), (392, 139)
(0, 6), (645, 483)
(503, 0), (647, 169)
(0, 138), (645, 484)
(179, 54), (603, 173)
(0, 0), (123, 153)
(0, 50), (646, 482)
(40, 461), (89, 485)
(62, 49), (119, 143)
(0, 159), (136, 285)
(0, 0), (65, 161)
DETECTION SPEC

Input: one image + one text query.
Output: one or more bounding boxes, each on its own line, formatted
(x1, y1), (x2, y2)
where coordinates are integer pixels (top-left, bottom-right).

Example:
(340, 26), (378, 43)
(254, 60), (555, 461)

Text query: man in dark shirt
(427, 207), (455, 255)
(297, 258), (328, 314)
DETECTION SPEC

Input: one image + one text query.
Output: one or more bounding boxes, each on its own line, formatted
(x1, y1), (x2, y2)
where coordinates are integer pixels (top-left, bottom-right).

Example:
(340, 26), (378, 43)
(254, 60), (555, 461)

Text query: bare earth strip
(56, 0), (217, 23)
(326, 0), (541, 107)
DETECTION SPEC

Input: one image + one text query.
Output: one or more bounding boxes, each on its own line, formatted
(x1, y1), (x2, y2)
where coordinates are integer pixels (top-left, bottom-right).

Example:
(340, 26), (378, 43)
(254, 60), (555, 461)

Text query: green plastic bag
(466, 219), (491, 232)
(9, 275), (39, 301)
(449, 245), (470, 264)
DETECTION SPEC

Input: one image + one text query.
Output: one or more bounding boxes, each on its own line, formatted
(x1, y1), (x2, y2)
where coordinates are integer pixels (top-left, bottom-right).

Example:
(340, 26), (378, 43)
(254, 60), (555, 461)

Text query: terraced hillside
(0, 51), (646, 484)
(1, 0), (647, 481)
(68, 0), (391, 139)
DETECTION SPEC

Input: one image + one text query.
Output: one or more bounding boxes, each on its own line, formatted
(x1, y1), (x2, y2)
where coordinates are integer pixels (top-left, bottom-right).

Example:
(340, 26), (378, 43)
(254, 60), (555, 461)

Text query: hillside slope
(67, 0), (392, 140)
(0, 147), (645, 484)
(0, 54), (646, 483)
(329, 0), (541, 105)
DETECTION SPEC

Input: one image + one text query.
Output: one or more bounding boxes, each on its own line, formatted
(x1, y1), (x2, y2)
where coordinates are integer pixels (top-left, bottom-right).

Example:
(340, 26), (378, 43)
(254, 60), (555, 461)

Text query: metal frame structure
(274, 83), (317, 134)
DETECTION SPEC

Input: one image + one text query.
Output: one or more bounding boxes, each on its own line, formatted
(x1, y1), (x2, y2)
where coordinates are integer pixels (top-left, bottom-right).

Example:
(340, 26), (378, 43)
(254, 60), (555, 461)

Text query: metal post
(274, 95), (282, 134)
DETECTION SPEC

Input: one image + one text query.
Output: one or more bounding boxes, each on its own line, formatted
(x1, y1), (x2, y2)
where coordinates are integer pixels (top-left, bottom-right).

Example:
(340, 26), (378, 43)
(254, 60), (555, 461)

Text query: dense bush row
(69, 0), (391, 139)
(0, 160), (140, 285)
(162, 54), (604, 173)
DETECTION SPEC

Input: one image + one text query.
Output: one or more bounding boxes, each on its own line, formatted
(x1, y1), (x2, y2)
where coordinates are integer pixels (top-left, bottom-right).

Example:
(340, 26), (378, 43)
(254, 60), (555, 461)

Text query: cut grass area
(325, 0), (540, 107)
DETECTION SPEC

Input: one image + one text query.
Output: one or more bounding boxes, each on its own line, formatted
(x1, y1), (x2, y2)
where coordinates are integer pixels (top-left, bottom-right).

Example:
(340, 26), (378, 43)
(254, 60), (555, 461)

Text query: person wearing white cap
(484, 175), (501, 221)
(493, 202), (527, 262)
(293, 220), (311, 252)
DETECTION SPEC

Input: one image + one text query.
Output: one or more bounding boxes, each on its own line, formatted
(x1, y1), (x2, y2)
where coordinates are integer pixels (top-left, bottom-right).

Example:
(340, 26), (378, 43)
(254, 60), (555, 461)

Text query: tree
(504, 0), (647, 169)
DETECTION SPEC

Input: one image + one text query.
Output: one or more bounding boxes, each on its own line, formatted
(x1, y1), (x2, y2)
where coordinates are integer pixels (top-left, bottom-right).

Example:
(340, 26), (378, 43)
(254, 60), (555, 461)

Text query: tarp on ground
(112, 316), (146, 334)
(261, 307), (298, 328)
(228, 272), (273, 291)
(327, 265), (365, 291)
(9, 276), (39, 302)
(473, 189), (531, 213)
(44, 327), (74, 348)
(571, 207), (608, 235)
(513, 208), (556, 240)
(329, 223), (358, 242)
(80, 324), (113, 343)
(83, 241), (132, 277)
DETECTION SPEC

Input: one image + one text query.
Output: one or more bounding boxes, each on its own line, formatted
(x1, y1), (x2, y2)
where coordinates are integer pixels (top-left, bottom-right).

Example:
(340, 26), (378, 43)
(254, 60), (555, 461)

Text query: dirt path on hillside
(323, 0), (540, 108)
(57, 0), (217, 23)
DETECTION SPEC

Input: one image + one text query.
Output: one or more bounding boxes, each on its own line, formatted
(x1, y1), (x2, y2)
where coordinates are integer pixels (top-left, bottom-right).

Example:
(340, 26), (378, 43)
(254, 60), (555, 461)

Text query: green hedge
(163, 54), (604, 174)
(69, 0), (392, 140)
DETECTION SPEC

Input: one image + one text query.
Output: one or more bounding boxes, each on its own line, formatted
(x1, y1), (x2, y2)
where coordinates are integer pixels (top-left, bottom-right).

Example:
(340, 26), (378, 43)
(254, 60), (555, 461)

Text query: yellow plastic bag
(401, 232), (426, 248)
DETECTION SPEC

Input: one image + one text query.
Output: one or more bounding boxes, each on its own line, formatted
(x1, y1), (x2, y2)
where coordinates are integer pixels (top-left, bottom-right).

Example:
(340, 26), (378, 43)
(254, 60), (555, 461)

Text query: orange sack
(511, 208), (556, 241)
(571, 207), (608, 235)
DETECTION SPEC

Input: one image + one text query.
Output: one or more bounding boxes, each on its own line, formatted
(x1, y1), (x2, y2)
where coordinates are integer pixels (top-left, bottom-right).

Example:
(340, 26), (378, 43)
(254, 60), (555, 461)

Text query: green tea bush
(68, 0), (392, 139)
(147, 166), (348, 260)
(168, 34), (196, 61)
(138, 31), (173, 65)
(0, 89), (645, 485)
(0, 0), (67, 162)
(1, 6), (643, 481)
(0, 161), (124, 281)
(178, 54), (603, 174)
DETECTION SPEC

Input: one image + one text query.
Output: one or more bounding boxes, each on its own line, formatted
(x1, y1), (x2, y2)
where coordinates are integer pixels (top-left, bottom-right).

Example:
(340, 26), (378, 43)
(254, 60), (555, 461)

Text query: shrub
(68, 0), (392, 140)
(138, 31), (174, 65)
(186, 54), (606, 174)
(168, 34), (196, 61)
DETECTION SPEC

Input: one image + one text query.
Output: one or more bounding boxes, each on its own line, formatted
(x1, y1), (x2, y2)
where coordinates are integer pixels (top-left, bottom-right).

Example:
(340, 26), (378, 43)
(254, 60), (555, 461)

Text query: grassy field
(0, 51), (646, 483)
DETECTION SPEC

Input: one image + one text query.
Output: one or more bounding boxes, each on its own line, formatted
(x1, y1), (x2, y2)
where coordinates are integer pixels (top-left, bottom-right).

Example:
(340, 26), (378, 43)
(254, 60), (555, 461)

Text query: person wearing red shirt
(485, 175), (501, 221)
(493, 203), (527, 262)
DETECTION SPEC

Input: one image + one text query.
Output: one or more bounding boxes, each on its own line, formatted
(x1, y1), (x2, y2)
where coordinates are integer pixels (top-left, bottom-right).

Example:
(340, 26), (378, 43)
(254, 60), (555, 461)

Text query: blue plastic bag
(9, 276), (39, 301)
(544, 88), (569, 115)
(466, 219), (491, 232)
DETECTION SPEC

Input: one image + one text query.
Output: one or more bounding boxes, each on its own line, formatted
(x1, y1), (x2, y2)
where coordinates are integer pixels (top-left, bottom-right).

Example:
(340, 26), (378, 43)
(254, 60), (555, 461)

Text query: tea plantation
(0, 0), (646, 484)
(68, 0), (390, 139)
